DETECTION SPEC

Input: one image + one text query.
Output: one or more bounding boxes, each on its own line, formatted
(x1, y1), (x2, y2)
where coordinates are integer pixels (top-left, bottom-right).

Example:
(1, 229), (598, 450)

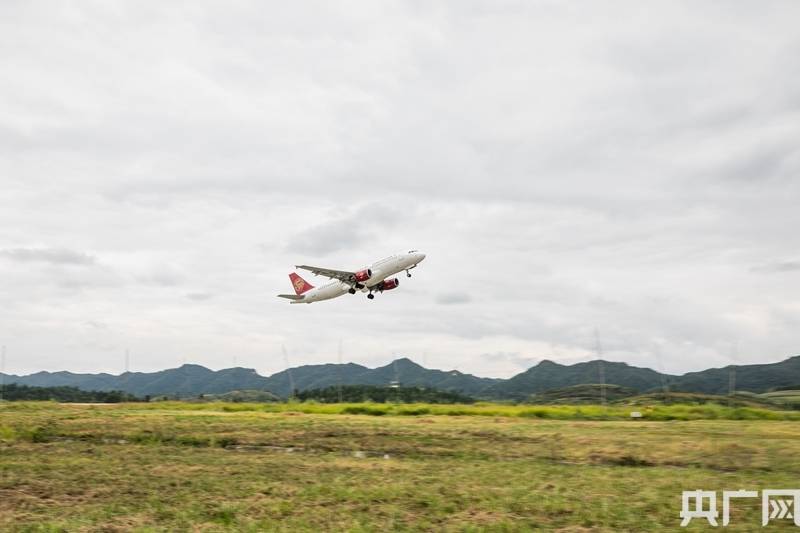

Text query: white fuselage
(294, 251), (425, 304)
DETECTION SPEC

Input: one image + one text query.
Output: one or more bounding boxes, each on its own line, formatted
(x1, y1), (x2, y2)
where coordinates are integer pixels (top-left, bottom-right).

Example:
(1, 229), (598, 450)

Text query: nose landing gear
(405, 270), (412, 278)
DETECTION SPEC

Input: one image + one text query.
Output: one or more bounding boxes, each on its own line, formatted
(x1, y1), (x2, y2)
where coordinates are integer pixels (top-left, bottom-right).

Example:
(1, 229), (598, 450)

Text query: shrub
(342, 405), (387, 416)
(398, 407), (431, 416)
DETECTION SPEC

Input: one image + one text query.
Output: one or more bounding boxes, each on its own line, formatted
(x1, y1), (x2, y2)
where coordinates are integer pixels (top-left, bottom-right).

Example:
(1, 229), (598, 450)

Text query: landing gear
(406, 270), (412, 278)
(367, 293), (375, 300)
(348, 288), (356, 294)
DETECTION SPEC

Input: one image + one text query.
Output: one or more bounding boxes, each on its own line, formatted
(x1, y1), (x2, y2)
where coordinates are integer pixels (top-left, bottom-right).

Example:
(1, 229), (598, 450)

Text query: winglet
(289, 272), (314, 295)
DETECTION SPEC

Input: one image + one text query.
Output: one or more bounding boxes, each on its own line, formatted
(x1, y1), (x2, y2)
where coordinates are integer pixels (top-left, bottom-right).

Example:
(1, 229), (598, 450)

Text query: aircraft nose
(417, 252), (426, 262)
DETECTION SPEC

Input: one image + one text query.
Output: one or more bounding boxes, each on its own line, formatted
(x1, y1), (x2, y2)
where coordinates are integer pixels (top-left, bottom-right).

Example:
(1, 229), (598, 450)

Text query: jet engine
(353, 269), (372, 283)
(378, 278), (400, 291)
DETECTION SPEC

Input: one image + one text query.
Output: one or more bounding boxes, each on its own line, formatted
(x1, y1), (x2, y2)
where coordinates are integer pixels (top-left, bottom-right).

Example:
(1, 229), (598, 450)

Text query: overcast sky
(1, 1), (799, 378)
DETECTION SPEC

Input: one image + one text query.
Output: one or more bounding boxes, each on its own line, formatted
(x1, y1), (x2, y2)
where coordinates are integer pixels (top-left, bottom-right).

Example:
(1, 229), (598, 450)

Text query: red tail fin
(289, 272), (314, 295)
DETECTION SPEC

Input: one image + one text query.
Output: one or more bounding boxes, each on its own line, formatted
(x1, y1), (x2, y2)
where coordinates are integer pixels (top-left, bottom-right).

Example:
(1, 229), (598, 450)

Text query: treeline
(0, 383), (140, 403)
(772, 384), (800, 392)
(296, 384), (475, 404)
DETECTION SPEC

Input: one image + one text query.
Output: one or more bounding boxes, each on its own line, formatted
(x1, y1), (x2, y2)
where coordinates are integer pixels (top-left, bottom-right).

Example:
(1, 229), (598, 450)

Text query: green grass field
(2, 401), (799, 531)
(762, 390), (800, 405)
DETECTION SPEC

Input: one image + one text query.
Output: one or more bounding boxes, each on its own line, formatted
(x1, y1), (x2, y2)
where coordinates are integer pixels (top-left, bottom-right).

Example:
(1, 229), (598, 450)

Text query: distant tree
(296, 385), (474, 404)
(0, 383), (141, 403)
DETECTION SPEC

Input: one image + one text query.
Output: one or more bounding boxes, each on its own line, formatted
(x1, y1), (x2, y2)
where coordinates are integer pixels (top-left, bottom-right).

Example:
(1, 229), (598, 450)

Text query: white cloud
(1, 1), (799, 377)
(436, 292), (472, 305)
(0, 247), (96, 265)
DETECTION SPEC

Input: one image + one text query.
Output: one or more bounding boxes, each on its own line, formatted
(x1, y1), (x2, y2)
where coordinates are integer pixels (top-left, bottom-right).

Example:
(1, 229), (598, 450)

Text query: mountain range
(2, 355), (799, 400)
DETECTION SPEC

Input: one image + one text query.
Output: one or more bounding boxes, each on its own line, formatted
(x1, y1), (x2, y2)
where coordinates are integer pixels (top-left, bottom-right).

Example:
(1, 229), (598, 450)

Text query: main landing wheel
(348, 288), (356, 294)
(367, 293), (375, 300)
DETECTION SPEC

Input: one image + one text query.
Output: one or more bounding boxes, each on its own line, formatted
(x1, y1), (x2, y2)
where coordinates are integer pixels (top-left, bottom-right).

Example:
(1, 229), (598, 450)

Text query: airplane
(278, 250), (426, 304)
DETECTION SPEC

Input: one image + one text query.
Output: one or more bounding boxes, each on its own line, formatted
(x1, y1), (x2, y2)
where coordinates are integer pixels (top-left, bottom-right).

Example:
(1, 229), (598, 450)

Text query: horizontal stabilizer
(277, 294), (304, 300)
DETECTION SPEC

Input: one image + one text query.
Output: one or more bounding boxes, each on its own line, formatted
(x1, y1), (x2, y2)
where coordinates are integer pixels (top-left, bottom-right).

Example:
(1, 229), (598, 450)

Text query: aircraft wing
(295, 264), (355, 283)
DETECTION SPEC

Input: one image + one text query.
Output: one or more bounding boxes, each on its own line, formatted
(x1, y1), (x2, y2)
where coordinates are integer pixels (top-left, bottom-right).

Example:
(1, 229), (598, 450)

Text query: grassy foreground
(61, 399), (800, 420)
(2, 402), (799, 531)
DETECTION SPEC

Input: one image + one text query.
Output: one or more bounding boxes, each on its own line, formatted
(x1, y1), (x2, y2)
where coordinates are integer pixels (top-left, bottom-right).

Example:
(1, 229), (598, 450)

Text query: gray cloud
(284, 203), (403, 256)
(0, 247), (95, 265)
(436, 292), (472, 305)
(480, 352), (542, 370)
(286, 218), (372, 256)
(186, 292), (213, 301)
(752, 261), (800, 274)
(721, 143), (799, 183)
(136, 265), (185, 287)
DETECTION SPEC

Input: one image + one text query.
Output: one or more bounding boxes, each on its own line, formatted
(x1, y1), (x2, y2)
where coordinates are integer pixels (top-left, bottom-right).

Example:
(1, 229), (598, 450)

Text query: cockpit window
(408, 250), (418, 253)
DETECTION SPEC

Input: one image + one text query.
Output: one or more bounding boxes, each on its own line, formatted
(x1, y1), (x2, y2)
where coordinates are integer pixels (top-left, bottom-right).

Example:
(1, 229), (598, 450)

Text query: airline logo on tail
(289, 272), (313, 295)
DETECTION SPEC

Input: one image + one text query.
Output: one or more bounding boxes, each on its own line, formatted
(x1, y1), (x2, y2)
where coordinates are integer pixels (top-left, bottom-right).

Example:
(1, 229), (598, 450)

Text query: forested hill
(0, 358), (498, 399)
(669, 356), (800, 395)
(2, 355), (799, 399)
(482, 359), (670, 399)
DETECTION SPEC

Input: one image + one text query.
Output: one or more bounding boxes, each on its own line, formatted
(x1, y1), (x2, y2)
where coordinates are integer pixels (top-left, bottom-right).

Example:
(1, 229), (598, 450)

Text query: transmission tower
(1, 345), (5, 402)
(594, 328), (607, 407)
(281, 345), (296, 400)
(337, 340), (344, 403)
(652, 342), (670, 403)
(728, 341), (738, 408)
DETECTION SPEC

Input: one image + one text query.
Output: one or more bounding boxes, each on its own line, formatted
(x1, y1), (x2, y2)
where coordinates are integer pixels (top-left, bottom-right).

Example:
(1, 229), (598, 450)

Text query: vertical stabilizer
(289, 272), (314, 295)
